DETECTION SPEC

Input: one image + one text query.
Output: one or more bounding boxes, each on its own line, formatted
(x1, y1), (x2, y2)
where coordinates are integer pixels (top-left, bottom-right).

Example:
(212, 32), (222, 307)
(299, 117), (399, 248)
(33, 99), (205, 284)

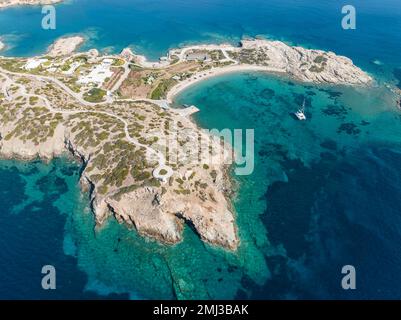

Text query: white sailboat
(294, 99), (307, 120)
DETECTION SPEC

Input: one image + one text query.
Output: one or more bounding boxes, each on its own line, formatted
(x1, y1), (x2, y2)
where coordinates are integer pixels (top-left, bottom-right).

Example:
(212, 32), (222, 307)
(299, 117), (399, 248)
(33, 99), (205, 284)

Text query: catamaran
(294, 99), (307, 120)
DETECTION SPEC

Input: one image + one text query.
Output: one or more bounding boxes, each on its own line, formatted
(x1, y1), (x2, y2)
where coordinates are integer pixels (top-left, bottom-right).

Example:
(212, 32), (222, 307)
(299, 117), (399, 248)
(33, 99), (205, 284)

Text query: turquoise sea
(1, 0), (401, 299)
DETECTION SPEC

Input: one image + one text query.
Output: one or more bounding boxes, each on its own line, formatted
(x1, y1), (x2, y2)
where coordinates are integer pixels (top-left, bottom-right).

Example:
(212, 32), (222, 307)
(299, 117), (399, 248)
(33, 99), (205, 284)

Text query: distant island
(0, 0), (62, 8)
(0, 36), (372, 250)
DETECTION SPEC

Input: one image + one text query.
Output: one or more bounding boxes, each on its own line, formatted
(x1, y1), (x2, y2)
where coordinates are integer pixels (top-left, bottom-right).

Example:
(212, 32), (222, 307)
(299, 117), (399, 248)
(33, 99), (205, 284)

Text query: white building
(24, 58), (48, 70)
(77, 59), (114, 86)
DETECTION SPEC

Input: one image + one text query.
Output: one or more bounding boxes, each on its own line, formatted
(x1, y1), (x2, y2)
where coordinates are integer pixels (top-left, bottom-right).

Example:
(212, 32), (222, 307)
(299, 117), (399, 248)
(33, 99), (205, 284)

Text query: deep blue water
(0, 0), (400, 78)
(1, 0), (401, 299)
(175, 73), (401, 299)
(0, 158), (128, 299)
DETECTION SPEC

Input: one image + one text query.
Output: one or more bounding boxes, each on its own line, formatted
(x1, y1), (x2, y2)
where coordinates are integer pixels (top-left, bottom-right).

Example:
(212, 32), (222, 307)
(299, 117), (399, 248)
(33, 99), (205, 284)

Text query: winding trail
(0, 70), (174, 181)
(0, 67), (111, 106)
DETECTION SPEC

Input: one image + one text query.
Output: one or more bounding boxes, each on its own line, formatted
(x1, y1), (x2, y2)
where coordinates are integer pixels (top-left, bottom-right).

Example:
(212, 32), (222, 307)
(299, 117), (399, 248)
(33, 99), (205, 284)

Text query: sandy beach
(167, 64), (285, 102)
(166, 39), (372, 102)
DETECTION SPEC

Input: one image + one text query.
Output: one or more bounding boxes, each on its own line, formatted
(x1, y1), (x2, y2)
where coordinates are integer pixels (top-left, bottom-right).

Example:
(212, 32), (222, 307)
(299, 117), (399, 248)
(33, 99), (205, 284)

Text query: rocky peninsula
(48, 36), (85, 57)
(0, 38), (372, 251)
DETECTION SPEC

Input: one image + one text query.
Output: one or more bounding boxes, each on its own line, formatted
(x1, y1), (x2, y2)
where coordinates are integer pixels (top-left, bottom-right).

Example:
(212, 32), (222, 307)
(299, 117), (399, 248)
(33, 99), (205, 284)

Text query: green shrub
(83, 88), (107, 103)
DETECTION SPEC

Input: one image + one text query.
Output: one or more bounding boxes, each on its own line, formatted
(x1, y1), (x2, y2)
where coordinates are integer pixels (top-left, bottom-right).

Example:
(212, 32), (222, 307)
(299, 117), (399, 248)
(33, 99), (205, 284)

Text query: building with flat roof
(24, 58), (48, 70)
(77, 59), (114, 86)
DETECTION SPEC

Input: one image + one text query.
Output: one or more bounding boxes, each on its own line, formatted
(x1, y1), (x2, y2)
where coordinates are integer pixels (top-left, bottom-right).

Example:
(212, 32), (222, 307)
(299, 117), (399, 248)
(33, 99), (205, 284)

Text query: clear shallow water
(0, 158), (127, 299)
(0, 158), (250, 299)
(1, 0), (401, 299)
(2, 73), (401, 299)
(175, 73), (401, 298)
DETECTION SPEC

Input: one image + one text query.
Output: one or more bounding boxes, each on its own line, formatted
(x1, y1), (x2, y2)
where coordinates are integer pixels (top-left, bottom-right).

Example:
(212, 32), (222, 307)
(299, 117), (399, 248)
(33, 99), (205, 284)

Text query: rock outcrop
(240, 39), (372, 85)
(0, 90), (239, 250)
(0, 37), (375, 252)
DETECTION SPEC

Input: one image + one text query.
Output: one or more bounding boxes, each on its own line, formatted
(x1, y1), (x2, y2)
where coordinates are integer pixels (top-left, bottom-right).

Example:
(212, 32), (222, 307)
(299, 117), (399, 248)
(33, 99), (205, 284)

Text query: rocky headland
(0, 38), (373, 251)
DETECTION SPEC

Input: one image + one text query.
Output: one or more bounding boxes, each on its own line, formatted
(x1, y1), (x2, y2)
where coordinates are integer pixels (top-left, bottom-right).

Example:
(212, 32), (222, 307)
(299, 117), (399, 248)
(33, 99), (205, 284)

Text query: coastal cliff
(0, 38), (373, 252)
(0, 74), (239, 250)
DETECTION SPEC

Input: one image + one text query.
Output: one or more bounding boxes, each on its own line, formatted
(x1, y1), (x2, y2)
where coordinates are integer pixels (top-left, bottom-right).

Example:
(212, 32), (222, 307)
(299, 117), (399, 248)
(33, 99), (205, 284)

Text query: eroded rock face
(0, 127), (238, 250)
(85, 128), (239, 250)
(0, 97), (240, 250)
(105, 188), (184, 244)
(165, 180), (238, 250)
(100, 184), (239, 250)
(0, 123), (66, 161)
(0, 38), (374, 252)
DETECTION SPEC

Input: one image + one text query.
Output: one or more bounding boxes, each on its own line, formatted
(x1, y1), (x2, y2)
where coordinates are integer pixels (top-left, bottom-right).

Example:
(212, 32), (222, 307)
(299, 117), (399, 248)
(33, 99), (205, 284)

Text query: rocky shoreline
(47, 36), (85, 57)
(0, 0), (63, 8)
(0, 37), (374, 252)
(0, 131), (239, 250)
(0, 86), (240, 250)
(166, 39), (372, 101)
